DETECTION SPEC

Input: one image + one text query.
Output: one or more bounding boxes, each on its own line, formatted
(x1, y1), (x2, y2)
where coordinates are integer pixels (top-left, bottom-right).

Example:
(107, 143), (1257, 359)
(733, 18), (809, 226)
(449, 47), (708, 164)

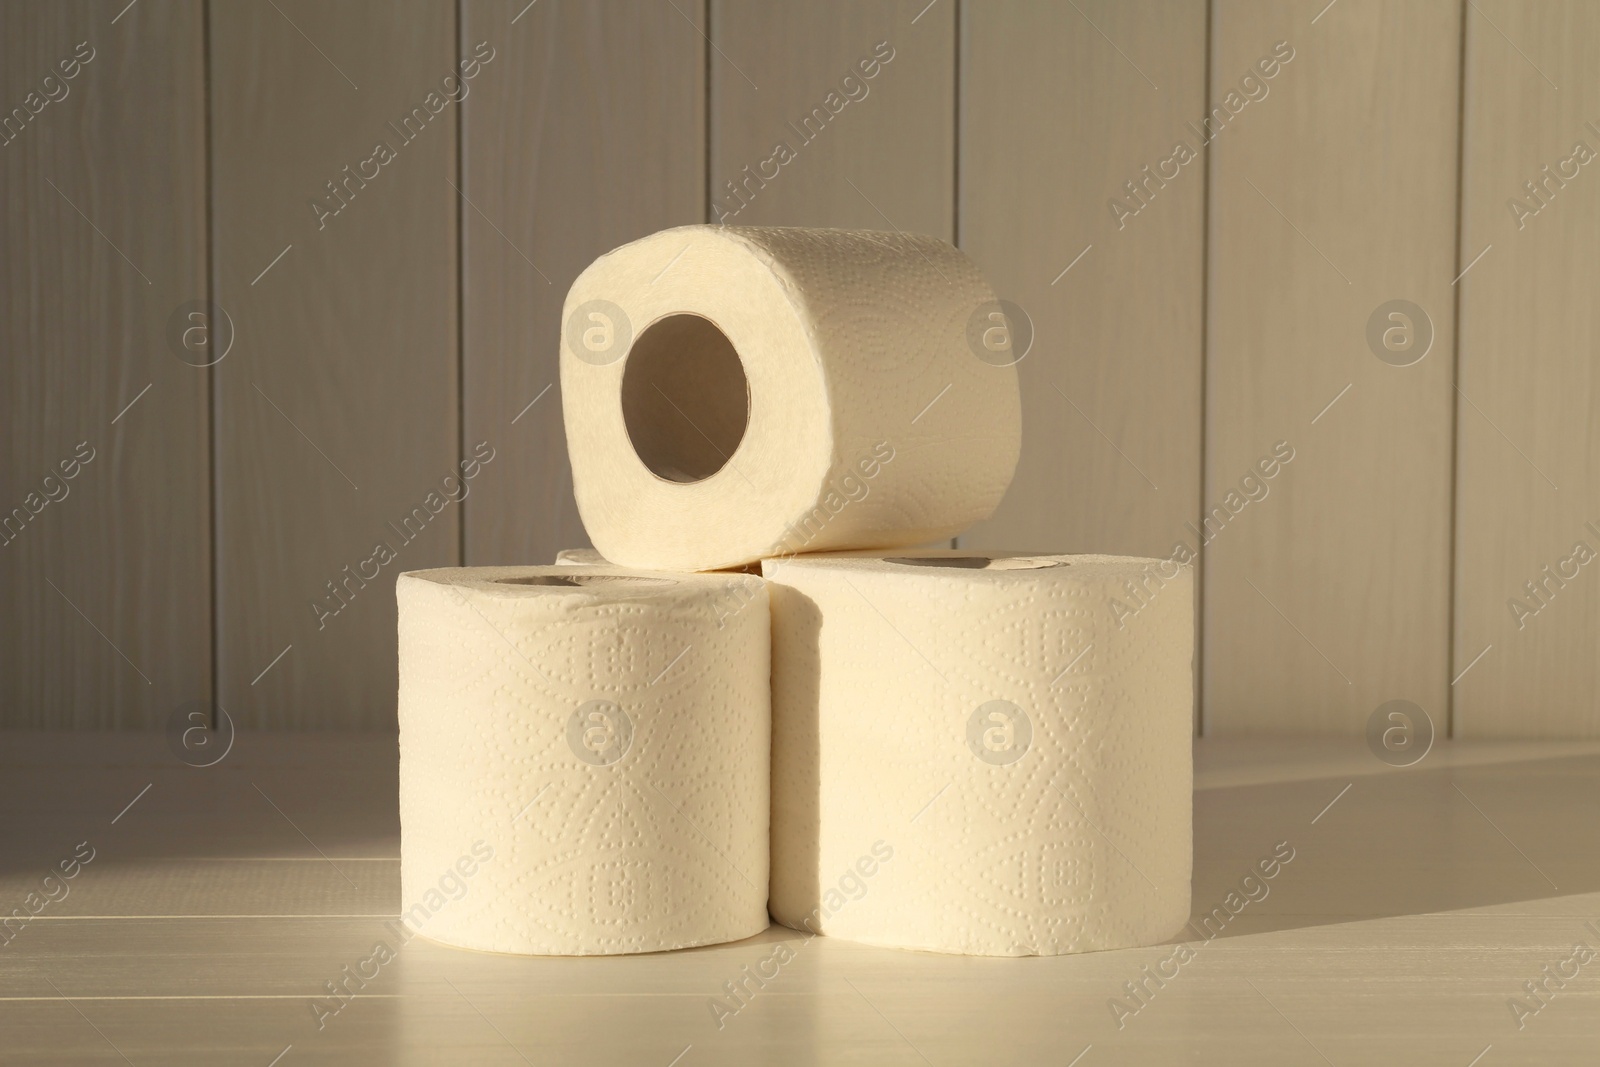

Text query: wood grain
(710, 0), (953, 237)
(0, 0), (209, 728)
(460, 0), (705, 566)
(959, 4), (1206, 564)
(1203, 0), (1460, 733)
(5, 734), (1600, 1064)
(1455, 1), (1600, 737)
(209, 0), (459, 728)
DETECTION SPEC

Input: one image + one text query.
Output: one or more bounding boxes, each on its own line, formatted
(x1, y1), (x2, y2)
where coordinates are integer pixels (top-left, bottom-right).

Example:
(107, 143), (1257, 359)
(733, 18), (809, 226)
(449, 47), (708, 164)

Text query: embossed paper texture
(762, 553), (1193, 956)
(397, 566), (771, 955)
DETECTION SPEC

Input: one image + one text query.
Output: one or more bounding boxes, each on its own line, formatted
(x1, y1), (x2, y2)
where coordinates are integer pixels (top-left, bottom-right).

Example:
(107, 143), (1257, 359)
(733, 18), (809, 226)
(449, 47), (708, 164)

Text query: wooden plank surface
(958, 4), (1207, 582)
(4, 733), (1600, 1063)
(1203, 0), (1460, 733)
(460, 0), (704, 566)
(0, 0), (209, 728)
(210, 0), (459, 728)
(1455, 1), (1600, 737)
(710, 0), (953, 237)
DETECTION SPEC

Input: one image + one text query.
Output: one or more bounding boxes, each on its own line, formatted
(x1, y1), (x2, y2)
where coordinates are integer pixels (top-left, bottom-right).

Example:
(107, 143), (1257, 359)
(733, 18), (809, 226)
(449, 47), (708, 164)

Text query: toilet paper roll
(762, 552), (1193, 956)
(561, 225), (1022, 572)
(397, 565), (771, 955)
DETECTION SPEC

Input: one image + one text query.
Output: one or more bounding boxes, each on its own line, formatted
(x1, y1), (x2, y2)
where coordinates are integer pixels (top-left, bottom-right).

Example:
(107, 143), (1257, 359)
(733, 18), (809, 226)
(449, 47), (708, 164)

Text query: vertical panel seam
(1196, 0), (1214, 737)
(952, 0), (961, 250)
(1446, 0), (1469, 739)
(704, 0), (713, 224)
(455, 0), (466, 568)
(951, 0), (963, 552)
(203, 0), (220, 729)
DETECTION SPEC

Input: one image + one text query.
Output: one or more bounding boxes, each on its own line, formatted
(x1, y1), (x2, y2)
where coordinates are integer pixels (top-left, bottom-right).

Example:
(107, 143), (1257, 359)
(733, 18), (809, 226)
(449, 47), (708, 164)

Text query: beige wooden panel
(0, 0), (208, 728)
(1204, 0), (1460, 734)
(711, 0), (953, 237)
(1456, 2), (1600, 737)
(960, 5), (1206, 565)
(211, 1), (458, 728)
(461, 1), (704, 565)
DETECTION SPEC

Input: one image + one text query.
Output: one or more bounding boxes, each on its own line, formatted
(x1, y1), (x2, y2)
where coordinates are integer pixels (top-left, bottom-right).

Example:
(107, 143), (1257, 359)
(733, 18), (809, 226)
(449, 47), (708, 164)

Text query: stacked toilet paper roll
(398, 224), (1194, 959)
(396, 566), (770, 955)
(560, 225), (1022, 572)
(762, 552), (1193, 956)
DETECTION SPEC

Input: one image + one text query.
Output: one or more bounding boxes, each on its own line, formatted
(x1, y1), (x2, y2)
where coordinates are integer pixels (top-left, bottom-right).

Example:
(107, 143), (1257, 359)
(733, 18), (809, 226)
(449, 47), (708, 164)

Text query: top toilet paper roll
(762, 551), (1193, 956)
(561, 226), (1022, 572)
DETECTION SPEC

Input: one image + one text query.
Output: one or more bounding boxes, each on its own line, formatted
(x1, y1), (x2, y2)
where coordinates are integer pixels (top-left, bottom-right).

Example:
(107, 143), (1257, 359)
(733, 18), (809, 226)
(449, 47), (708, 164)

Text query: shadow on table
(0, 730), (401, 875)
(1189, 749), (1600, 940)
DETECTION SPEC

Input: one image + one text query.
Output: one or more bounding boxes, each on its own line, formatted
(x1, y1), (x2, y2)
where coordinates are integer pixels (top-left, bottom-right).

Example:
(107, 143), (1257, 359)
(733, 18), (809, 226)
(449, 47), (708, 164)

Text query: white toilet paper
(396, 565), (770, 955)
(560, 225), (1022, 572)
(762, 552), (1193, 956)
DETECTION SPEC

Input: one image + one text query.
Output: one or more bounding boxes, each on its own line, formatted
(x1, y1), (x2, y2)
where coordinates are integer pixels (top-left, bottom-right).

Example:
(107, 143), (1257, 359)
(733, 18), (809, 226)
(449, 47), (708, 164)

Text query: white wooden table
(3, 733), (1598, 1065)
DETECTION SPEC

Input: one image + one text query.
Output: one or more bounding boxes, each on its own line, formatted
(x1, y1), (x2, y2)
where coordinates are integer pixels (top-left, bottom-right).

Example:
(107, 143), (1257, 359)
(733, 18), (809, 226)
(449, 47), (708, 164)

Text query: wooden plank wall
(710, 0), (953, 237)
(1455, 1), (1600, 737)
(7, 0), (1600, 738)
(1202, 0), (1461, 733)
(960, 0), (1207, 569)
(460, 0), (704, 568)
(210, 0), (459, 729)
(0, 0), (210, 728)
